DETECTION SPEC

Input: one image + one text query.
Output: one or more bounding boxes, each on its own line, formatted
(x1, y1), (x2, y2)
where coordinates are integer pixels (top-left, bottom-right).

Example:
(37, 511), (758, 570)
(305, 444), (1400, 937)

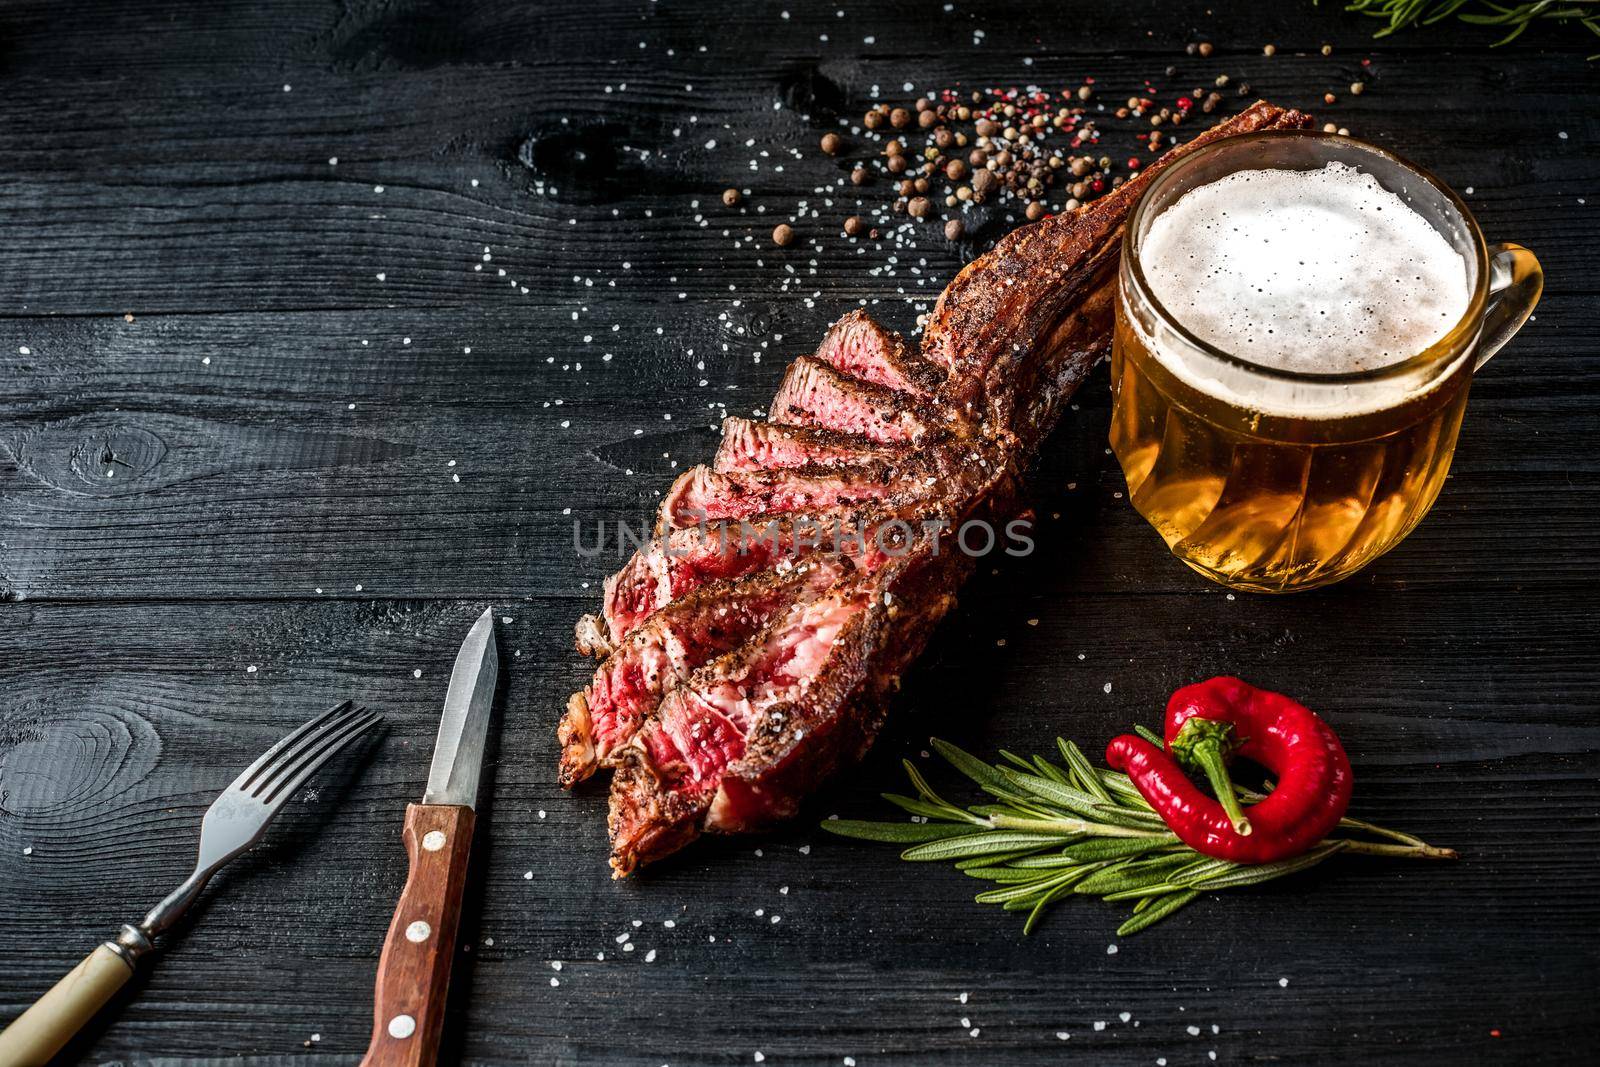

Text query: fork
(0, 700), (382, 1066)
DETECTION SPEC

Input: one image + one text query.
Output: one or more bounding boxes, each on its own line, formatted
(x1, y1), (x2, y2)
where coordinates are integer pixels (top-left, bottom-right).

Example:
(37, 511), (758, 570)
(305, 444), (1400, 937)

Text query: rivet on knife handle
(362, 803), (476, 1067)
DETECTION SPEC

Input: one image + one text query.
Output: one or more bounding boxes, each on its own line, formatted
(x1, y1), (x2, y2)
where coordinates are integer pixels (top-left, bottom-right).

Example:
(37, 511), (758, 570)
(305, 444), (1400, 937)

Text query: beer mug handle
(1475, 242), (1544, 370)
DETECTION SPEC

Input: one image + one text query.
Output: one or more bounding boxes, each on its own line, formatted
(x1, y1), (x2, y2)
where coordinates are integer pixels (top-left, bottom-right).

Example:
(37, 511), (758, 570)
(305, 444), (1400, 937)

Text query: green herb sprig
(821, 737), (1456, 937)
(1335, 0), (1600, 50)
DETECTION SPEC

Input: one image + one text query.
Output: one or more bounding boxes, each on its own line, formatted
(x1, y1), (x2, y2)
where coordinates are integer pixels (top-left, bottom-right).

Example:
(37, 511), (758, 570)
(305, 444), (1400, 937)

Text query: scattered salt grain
(1103, 682), (1113, 694)
(1093, 1021), (1107, 1032)
(412, 669), (423, 679)
(1187, 1025), (1202, 1036)
(22, 846), (33, 857)
(645, 949), (657, 962)
(1106, 943), (1118, 954)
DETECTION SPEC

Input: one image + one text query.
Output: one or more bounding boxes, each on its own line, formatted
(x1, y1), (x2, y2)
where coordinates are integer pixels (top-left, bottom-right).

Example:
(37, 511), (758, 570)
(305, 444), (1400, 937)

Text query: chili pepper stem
(1168, 717), (1253, 836)
(1336, 839), (1459, 861)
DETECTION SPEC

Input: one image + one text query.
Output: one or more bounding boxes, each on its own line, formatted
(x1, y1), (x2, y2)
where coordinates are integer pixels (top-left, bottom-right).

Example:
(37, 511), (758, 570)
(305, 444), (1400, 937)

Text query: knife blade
(363, 608), (498, 1067)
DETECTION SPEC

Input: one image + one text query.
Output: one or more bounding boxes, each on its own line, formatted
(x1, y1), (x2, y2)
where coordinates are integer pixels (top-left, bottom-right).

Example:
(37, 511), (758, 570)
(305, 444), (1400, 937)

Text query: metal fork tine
(233, 700), (353, 794)
(258, 710), (382, 807)
(249, 703), (368, 799)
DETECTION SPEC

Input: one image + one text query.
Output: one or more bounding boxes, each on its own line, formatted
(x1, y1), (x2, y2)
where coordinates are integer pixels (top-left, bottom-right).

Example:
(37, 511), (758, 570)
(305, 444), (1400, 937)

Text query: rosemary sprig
(1333, 0), (1600, 51)
(821, 737), (1457, 937)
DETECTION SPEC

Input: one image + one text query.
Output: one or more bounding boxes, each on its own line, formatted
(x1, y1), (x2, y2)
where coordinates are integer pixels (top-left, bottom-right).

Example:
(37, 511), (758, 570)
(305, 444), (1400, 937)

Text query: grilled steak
(565, 103), (1314, 875)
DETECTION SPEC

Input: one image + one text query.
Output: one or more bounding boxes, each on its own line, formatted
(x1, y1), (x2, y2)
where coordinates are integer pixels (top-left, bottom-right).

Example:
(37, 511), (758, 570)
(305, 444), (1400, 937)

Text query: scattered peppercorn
(945, 219), (965, 240)
(850, 166), (870, 186)
(721, 188), (740, 207)
(1321, 43), (1333, 55)
(1325, 92), (1337, 105)
(1350, 81), (1365, 95)
(820, 132), (842, 155)
(907, 196), (932, 219)
(1025, 200), (1046, 221)
(1263, 43), (1277, 56)
(945, 158), (969, 181)
(1198, 41), (1214, 57)
(863, 110), (883, 130)
(771, 223), (794, 247)
(889, 107), (911, 129)
(843, 215), (864, 236)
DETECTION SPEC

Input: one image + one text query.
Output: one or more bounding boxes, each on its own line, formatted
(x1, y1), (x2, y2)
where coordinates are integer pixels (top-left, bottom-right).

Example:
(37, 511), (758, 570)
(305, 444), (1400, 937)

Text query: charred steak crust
(566, 104), (1314, 875)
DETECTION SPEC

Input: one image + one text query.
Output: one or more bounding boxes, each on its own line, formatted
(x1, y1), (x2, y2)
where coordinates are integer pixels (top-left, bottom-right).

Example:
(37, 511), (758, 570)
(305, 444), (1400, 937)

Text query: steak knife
(362, 607), (498, 1067)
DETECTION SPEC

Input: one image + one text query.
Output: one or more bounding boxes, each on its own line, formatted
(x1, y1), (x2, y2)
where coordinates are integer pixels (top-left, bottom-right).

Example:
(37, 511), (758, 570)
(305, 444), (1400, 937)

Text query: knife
(362, 607), (498, 1067)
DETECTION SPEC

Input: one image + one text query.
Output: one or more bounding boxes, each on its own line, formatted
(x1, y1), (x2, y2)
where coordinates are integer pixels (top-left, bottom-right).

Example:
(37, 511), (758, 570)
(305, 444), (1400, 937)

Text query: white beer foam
(1142, 162), (1470, 376)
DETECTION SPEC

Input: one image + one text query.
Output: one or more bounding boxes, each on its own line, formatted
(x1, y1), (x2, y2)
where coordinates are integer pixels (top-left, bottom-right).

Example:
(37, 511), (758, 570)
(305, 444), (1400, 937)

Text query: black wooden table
(2, 2), (1596, 1064)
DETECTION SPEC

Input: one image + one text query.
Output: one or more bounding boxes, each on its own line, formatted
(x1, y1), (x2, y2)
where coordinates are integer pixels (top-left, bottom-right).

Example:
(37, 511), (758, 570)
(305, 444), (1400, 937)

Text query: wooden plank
(2, 295), (1596, 602)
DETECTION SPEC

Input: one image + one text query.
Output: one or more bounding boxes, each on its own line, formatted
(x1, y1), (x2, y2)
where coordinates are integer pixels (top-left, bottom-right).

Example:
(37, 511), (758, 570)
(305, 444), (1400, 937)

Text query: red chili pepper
(1105, 677), (1353, 864)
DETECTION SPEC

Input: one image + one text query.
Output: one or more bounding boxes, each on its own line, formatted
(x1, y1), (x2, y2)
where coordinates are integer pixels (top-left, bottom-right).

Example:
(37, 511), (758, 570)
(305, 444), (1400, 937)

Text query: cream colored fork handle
(0, 944), (134, 1066)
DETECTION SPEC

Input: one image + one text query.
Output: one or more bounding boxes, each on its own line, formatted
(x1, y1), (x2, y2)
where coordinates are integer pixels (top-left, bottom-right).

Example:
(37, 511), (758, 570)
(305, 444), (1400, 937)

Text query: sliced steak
(768, 356), (931, 443)
(559, 558), (847, 787)
(714, 418), (902, 473)
(569, 103), (1317, 875)
(813, 310), (945, 397)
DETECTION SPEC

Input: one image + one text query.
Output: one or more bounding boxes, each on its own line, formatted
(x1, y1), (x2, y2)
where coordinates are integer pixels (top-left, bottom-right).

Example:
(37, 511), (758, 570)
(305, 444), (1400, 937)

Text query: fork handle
(362, 803), (475, 1067)
(0, 943), (135, 1066)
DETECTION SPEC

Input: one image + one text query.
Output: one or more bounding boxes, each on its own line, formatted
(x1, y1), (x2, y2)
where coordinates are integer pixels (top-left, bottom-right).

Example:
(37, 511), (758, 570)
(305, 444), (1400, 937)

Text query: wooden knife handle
(361, 803), (475, 1067)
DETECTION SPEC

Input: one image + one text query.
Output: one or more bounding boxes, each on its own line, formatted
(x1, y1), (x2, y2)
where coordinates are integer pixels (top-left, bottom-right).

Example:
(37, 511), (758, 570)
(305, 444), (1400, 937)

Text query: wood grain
(0, 0), (1596, 1064)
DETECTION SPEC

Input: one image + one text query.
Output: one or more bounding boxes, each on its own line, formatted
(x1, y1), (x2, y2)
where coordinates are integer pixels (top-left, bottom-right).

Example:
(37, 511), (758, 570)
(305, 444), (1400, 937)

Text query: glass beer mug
(1111, 132), (1542, 592)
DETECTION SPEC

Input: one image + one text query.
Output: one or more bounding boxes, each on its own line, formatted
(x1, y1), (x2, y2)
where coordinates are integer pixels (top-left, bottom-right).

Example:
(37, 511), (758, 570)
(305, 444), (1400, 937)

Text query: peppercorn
(1321, 43), (1333, 55)
(850, 166), (870, 186)
(843, 215), (864, 236)
(907, 196), (932, 219)
(886, 155), (907, 174)
(1324, 92), (1337, 105)
(955, 185), (972, 201)
(944, 219), (965, 240)
(1198, 41), (1214, 57)
(721, 188), (741, 207)
(945, 158), (968, 181)
(918, 109), (938, 129)
(771, 224), (794, 247)
(889, 107), (911, 128)
(1215, 74), (1230, 88)
(897, 178), (916, 197)
(1351, 81), (1365, 95)
(1263, 43), (1277, 56)
(975, 117), (997, 137)
(884, 138), (904, 157)
(820, 132), (842, 155)
(1025, 201), (1046, 221)
(863, 110), (883, 130)
(913, 177), (930, 194)
(1078, 85), (1093, 101)
(914, 97), (931, 112)
(972, 169), (997, 199)
(934, 128), (954, 149)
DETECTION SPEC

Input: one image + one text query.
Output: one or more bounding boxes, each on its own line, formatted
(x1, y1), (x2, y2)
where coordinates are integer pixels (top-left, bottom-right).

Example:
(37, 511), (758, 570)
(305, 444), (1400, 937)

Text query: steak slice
(658, 460), (929, 532)
(714, 418), (903, 473)
(592, 507), (922, 645)
(559, 557), (847, 787)
(813, 309), (945, 397)
(768, 356), (931, 443)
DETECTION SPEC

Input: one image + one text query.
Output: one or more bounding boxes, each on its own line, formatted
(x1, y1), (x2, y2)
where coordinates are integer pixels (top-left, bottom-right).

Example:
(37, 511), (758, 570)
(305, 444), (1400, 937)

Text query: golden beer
(1111, 133), (1542, 592)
